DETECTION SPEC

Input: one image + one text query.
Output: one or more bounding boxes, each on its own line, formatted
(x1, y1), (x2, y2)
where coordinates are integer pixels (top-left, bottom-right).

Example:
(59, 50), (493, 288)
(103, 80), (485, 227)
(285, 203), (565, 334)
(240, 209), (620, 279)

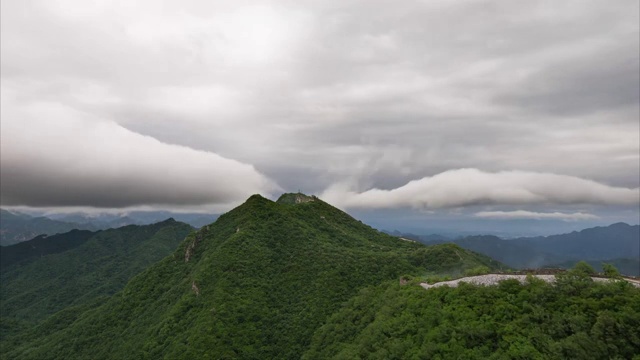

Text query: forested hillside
(0, 219), (192, 327)
(4, 194), (636, 360)
(305, 271), (640, 359)
(1, 194), (503, 360)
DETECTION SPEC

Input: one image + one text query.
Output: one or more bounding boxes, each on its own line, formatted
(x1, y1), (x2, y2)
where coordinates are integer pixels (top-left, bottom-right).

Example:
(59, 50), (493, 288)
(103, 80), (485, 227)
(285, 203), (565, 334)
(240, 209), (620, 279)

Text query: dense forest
(305, 267), (640, 359)
(1, 194), (638, 359)
(0, 219), (192, 330)
(0, 194), (503, 359)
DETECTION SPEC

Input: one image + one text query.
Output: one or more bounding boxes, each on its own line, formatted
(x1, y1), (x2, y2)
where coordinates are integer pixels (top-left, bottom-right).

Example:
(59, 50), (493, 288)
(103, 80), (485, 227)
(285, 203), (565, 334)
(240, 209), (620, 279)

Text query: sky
(1, 0), (639, 236)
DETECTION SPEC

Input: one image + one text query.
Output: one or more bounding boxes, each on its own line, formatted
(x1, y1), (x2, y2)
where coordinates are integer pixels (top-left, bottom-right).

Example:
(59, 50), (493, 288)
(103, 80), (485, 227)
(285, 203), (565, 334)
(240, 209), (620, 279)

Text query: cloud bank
(0, 92), (277, 208)
(474, 210), (599, 221)
(321, 169), (639, 209)
(0, 0), (638, 228)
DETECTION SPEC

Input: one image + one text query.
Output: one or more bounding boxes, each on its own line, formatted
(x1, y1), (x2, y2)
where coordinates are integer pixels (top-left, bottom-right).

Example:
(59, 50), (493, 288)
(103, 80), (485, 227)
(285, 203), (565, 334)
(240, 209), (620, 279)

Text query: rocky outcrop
(184, 226), (208, 262)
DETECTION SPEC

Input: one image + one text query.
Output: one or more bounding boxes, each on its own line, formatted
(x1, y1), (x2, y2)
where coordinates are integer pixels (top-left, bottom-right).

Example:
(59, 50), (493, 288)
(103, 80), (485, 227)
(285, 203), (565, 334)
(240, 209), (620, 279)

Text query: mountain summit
(3, 194), (502, 360)
(276, 192), (317, 204)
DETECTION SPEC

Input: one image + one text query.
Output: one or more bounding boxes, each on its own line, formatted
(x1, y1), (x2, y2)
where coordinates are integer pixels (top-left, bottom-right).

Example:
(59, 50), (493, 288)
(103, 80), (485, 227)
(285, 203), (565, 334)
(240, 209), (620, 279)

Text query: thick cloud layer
(321, 169), (639, 209)
(0, 91), (276, 208)
(1, 0), (638, 223)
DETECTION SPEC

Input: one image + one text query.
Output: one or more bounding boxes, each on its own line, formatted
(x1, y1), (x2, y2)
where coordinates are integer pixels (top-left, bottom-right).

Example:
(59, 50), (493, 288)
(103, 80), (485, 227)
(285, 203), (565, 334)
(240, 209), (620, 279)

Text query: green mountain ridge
(0, 219), (192, 326)
(0, 229), (96, 270)
(1, 193), (504, 360)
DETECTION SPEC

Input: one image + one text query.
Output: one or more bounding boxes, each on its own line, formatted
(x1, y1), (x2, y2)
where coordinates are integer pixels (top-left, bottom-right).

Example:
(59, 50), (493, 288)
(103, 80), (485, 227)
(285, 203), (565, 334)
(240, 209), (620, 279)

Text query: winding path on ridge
(420, 274), (640, 290)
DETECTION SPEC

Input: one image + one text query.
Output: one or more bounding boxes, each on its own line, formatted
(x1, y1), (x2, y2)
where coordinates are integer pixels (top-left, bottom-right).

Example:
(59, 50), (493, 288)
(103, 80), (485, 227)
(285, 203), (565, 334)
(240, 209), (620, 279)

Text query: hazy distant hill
(123, 211), (219, 228)
(423, 235), (563, 269)
(518, 222), (639, 262)
(35, 210), (218, 230)
(0, 210), (97, 246)
(0, 209), (219, 247)
(0, 219), (192, 325)
(1, 193), (503, 360)
(421, 223), (640, 274)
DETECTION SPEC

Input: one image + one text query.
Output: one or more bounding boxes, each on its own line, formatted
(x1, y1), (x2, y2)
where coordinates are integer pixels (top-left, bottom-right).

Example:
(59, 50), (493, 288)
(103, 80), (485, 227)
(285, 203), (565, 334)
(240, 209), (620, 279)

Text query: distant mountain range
(46, 210), (218, 229)
(416, 222), (640, 275)
(0, 209), (98, 246)
(0, 209), (217, 246)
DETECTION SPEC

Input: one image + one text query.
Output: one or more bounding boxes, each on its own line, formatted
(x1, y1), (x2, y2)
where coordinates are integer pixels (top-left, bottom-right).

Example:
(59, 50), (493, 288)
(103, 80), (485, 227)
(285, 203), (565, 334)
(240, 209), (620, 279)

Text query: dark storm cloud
(1, 0), (638, 217)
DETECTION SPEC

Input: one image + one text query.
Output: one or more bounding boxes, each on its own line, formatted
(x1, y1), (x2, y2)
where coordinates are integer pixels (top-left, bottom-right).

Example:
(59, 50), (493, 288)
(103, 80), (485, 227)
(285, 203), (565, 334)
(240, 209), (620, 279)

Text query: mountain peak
(243, 193), (273, 205)
(608, 222), (630, 228)
(276, 192), (317, 205)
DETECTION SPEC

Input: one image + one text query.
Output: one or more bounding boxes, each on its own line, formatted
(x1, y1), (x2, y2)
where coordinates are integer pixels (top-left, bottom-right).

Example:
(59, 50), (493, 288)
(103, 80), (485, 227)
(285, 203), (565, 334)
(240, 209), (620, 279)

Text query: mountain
(124, 211), (219, 228)
(0, 209), (97, 246)
(46, 213), (142, 227)
(0, 219), (192, 326)
(1, 209), (219, 247)
(304, 274), (640, 359)
(1, 193), (503, 360)
(34, 210), (218, 229)
(517, 222), (639, 262)
(424, 235), (563, 269)
(0, 229), (96, 270)
(422, 223), (640, 273)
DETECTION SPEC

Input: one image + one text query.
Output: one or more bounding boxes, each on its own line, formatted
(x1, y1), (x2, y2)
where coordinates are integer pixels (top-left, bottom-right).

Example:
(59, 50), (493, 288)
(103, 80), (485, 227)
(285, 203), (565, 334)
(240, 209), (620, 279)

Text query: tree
(602, 263), (622, 279)
(572, 261), (596, 277)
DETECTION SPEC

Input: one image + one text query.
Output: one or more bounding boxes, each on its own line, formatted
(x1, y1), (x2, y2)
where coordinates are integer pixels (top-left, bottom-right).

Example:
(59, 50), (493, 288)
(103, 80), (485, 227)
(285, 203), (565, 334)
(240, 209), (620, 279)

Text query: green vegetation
(7, 194), (633, 359)
(571, 261), (597, 276)
(0, 229), (95, 270)
(464, 265), (492, 277)
(304, 266), (640, 359)
(1, 194), (502, 360)
(0, 219), (192, 326)
(602, 263), (622, 279)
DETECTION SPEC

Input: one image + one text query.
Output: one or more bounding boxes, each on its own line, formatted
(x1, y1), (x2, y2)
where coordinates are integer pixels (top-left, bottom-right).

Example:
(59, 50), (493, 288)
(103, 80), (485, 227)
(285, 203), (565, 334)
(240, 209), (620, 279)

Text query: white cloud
(474, 210), (599, 221)
(320, 169), (639, 209)
(0, 87), (278, 208)
(1, 0), (638, 220)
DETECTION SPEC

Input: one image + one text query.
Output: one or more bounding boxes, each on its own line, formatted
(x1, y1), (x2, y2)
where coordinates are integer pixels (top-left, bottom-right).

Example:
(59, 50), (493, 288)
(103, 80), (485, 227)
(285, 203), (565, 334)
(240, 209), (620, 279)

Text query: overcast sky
(1, 0), (638, 234)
